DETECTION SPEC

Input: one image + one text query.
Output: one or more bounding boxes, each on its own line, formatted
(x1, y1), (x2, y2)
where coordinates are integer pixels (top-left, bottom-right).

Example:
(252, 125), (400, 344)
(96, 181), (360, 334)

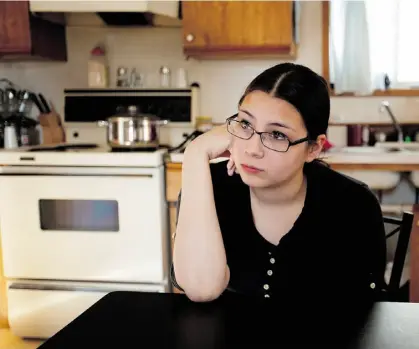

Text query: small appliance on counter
(0, 78), (63, 148)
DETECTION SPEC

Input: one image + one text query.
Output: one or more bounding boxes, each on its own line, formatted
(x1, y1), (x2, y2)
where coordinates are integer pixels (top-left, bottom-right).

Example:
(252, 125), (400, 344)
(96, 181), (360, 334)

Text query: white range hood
(29, 0), (181, 27)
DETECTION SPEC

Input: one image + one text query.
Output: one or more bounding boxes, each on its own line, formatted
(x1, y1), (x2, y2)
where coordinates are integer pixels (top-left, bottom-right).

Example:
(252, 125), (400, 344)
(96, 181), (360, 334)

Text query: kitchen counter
(167, 148), (419, 171)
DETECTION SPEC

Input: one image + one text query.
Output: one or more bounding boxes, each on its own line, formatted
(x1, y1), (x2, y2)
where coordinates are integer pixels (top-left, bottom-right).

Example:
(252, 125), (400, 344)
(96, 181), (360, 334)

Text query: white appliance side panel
(7, 281), (165, 339)
(0, 170), (169, 283)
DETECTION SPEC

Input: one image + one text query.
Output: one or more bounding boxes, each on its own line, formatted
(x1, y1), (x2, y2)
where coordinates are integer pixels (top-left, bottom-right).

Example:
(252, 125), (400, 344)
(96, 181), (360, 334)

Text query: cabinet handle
(185, 34), (194, 42)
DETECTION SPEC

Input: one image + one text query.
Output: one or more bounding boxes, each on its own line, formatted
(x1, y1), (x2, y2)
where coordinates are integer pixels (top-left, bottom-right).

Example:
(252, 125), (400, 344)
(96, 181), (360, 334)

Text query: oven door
(0, 166), (168, 284)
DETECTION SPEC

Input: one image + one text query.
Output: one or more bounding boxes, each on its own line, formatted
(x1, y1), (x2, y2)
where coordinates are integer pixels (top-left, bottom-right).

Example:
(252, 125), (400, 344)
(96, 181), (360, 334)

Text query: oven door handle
(9, 282), (115, 293)
(0, 166), (155, 177)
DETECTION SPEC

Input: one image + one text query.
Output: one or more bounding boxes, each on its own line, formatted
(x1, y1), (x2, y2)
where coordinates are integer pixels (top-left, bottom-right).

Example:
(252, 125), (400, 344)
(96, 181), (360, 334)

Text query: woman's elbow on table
(179, 266), (230, 303)
(185, 289), (222, 303)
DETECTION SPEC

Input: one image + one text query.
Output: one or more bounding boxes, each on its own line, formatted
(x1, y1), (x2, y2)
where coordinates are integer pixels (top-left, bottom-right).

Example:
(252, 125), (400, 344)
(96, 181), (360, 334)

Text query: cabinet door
(182, 1), (295, 56)
(0, 1), (31, 54)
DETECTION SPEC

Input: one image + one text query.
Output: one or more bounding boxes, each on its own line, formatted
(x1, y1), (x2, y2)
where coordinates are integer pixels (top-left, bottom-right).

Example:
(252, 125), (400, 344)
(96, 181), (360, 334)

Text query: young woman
(172, 63), (387, 303)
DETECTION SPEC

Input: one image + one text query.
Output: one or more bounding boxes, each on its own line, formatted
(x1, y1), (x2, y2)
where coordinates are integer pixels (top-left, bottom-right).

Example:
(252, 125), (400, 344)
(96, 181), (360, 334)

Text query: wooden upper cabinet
(0, 1), (31, 54)
(0, 1), (67, 61)
(182, 1), (297, 58)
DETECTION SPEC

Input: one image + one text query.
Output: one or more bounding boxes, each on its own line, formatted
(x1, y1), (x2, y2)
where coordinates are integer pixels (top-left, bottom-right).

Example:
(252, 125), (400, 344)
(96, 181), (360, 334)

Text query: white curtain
(329, 0), (399, 95)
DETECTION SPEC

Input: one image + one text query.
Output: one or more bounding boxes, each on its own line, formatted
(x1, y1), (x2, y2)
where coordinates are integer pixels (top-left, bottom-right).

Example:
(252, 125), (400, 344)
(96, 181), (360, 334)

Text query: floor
(0, 329), (44, 349)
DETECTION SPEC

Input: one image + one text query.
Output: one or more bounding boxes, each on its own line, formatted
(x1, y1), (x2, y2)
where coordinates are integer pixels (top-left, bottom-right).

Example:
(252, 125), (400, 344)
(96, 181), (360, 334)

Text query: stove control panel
(63, 86), (200, 127)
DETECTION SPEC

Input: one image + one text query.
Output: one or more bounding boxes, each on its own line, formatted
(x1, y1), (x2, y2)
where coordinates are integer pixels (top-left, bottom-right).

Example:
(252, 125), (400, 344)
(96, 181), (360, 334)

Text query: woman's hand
(185, 124), (232, 160)
(226, 156), (237, 176)
(184, 123), (238, 176)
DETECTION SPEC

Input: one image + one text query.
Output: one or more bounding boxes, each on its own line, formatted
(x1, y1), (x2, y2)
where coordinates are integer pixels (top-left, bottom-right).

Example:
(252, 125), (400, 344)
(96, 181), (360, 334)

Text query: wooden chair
(410, 205), (419, 303)
(382, 212), (413, 301)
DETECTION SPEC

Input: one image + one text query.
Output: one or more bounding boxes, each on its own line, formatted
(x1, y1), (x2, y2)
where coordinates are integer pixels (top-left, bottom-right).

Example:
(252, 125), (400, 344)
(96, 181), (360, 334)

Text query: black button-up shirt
(172, 160), (387, 302)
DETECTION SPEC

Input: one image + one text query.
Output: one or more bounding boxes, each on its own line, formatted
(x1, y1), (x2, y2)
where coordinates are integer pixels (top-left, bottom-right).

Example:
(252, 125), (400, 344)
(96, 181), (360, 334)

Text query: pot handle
(97, 120), (109, 127)
(157, 120), (169, 126)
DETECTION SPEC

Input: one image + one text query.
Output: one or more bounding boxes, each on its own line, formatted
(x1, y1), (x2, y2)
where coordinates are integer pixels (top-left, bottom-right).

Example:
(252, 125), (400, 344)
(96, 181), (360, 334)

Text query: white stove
(0, 143), (168, 167)
(0, 142), (171, 339)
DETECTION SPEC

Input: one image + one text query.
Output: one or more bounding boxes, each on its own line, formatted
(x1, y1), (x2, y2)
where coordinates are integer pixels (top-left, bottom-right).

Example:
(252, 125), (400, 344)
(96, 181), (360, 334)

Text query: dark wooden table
(38, 291), (419, 349)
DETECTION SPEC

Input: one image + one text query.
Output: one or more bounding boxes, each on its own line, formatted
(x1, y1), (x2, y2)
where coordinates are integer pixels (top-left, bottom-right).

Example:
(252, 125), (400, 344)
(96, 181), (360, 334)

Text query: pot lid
(110, 105), (160, 120)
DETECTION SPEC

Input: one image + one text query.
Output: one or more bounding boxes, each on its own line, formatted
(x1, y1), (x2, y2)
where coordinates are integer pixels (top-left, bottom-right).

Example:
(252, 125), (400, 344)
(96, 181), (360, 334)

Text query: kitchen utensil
(4, 87), (17, 101)
(17, 115), (40, 146)
(29, 92), (48, 113)
(100, 105), (169, 150)
(17, 90), (32, 114)
(4, 120), (18, 149)
(38, 93), (51, 113)
(0, 89), (5, 115)
(4, 87), (17, 115)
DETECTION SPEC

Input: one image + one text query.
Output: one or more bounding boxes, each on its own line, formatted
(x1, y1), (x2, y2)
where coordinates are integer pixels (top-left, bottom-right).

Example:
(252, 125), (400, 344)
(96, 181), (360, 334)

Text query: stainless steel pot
(99, 105), (169, 149)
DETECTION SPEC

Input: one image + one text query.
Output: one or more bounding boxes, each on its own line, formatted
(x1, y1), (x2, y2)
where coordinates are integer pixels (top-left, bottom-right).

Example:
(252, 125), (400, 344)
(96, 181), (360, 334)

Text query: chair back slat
(410, 205), (419, 303)
(387, 212), (413, 297)
(383, 211), (413, 302)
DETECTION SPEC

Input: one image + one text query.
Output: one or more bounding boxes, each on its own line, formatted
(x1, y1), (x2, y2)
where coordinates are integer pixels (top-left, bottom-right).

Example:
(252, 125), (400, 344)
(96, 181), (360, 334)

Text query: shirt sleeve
(348, 185), (387, 301)
(366, 190), (387, 295)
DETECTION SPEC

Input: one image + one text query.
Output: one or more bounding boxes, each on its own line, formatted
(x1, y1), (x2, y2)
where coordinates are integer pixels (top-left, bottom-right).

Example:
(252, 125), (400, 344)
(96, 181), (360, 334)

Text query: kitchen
(1, 0), (419, 347)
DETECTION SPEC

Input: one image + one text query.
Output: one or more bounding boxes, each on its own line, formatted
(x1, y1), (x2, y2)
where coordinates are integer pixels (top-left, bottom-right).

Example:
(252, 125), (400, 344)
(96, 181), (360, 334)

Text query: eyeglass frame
(226, 114), (310, 153)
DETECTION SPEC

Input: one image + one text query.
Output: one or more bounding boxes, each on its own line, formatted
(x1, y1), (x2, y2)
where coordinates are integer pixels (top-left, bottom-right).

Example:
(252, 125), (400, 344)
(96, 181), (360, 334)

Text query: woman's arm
(362, 190), (387, 293)
(172, 147), (230, 302)
(348, 187), (387, 301)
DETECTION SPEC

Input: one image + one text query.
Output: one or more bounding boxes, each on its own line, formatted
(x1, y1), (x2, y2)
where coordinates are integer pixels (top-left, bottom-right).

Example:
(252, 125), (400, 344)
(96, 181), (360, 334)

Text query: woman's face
(230, 90), (325, 188)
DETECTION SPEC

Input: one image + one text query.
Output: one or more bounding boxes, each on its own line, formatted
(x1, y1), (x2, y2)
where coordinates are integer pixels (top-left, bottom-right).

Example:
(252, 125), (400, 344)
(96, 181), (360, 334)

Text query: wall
(1, 1), (418, 126)
(0, 1), (318, 122)
(0, 0), (418, 204)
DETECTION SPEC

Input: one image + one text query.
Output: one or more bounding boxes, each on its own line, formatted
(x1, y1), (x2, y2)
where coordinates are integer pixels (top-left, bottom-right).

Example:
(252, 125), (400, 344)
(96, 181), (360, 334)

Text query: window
(328, 0), (419, 94)
(396, 0), (419, 86)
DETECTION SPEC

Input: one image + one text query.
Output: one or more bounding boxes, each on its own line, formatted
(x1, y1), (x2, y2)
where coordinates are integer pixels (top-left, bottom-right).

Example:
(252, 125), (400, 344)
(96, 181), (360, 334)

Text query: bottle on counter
(88, 44), (109, 88)
(159, 66), (171, 88)
(116, 66), (129, 87)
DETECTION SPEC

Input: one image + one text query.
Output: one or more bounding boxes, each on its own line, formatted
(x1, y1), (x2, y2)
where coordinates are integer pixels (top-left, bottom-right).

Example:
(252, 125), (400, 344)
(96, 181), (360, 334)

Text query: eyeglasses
(226, 114), (309, 153)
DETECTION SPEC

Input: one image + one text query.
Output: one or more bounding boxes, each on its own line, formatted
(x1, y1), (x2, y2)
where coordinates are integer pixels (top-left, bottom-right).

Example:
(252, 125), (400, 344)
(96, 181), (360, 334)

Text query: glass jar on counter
(159, 66), (171, 88)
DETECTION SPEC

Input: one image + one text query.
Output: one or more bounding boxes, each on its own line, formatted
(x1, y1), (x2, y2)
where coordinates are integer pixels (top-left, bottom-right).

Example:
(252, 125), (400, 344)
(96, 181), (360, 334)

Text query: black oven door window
(39, 199), (119, 232)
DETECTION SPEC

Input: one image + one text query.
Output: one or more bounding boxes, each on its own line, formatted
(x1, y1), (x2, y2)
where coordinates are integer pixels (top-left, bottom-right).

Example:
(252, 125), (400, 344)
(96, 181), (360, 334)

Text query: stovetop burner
(27, 143), (99, 152)
(110, 145), (170, 153)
